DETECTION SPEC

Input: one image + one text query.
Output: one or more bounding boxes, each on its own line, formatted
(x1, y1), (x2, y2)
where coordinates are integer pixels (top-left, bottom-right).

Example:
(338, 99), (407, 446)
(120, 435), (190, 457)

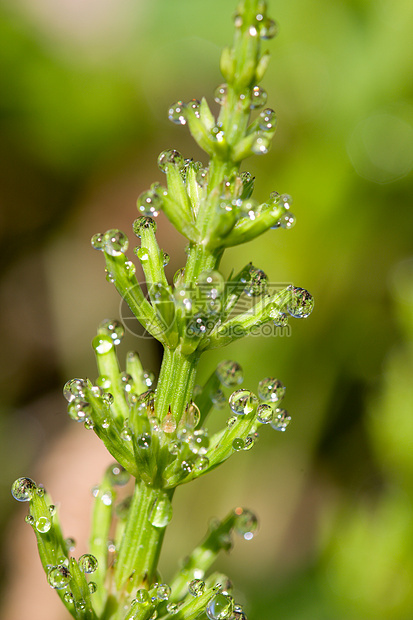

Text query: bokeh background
(1, 0), (413, 618)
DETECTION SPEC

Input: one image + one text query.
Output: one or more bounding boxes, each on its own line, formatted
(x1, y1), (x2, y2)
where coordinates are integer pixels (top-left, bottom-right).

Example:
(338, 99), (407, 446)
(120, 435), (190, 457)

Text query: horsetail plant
(12, 1), (314, 618)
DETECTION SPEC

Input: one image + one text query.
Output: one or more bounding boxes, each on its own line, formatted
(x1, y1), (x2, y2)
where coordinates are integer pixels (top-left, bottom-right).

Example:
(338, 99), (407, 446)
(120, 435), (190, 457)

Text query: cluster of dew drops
(10, 477), (100, 608)
(11, 476), (253, 619)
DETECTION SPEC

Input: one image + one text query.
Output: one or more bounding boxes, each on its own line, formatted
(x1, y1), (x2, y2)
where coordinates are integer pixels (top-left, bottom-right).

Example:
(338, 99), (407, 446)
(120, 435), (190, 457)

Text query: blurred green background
(1, 0), (412, 618)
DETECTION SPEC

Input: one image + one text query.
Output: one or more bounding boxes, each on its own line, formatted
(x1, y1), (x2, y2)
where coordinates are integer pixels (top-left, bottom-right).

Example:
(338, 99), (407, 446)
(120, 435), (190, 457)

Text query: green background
(1, 0), (412, 618)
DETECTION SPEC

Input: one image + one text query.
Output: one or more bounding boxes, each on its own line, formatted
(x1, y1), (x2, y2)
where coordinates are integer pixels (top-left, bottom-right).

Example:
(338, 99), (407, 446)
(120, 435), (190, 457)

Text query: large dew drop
(244, 268), (268, 297)
(106, 463), (130, 486)
(206, 592), (234, 620)
(98, 319), (124, 345)
(233, 507), (258, 540)
(157, 149), (185, 173)
(270, 408), (291, 431)
(260, 18), (278, 39)
(36, 517), (51, 533)
(287, 286), (314, 318)
(103, 229), (128, 256)
(78, 554), (98, 574)
(216, 360), (243, 387)
(11, 477), (37, 502)
(256, 403), (273, 424)
(149, 493), (173, 528)
(92, 334), (114, 355)
(259, 108), (277, 131)
(137, 189), (162, 217)
(188, 578), (206, 596)
(47, 565), (71, 590)
(257, 377), (286, 403)
(168, 101), (187, 125)
(250, 86), (267, 109)
(229, 389), (258, 415)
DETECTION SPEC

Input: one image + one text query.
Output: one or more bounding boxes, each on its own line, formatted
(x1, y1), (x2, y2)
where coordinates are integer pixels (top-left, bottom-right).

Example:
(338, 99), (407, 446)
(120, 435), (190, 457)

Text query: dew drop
(188, 578), (205, 596)
(36, 517), (51, 533)
(162, 411), (177, 434)
(259, 108), (277, 131)
(25, 515), (34, 525)
(256, 403), (273, 424)
(211, 389), (226, 409)
(244, 268), (268, 297)
(279, 213), (296, 229)
(133, 216), (157, 238)
(98, 319), (124, 345)
(103, 229), (128, 256)
(63, 378), (87, 402)
(120, 372), (134, 393)
(106, 463), (130, 486)
(287, 287), (314, 318)
(214, 84), (228, 105)
(96, 375), (111, 390)
(216, 360), (243, 387)
(173, 267), (185, 286)
(243, 435), (255, 450)
(206, 592), (234, 620)
(234, 507), (258, 540)
(121, 424), (132, 441)
(196, 167), (209, 187)
(270, 309), (289, 327)
(136, 247), (150, 262)
(91, 232), (104, 251)
(75, 600), (86, 612)
(125, 260), (136, 278)
(92, 334), (114, 355)
(229, 389), (258, 415)
(185, 401), (201, 428)
(88, 582), (97, 594)
(143, 371), (155, 388)
(163, 251), (170, 266)
(188, 99), (201, 117)
(78, 554), (98, 574)
(137, 189), (162, 218)
(49, 504), (56, 516)
(232, 438), (245, 451)
(65, 537), (76, 552)
(11, 477), (37, 502)
(166, 603), (179, 614)
(194, 455), (209, 471)
(257, 378), (286, 403)
(181, 460), (193, 474)
(168, 101), (187, 125)
(157, 149), (185, 173)
(251, 134), (271, 155)
(136, 433), (151, 449)
(157, 584), (171, 601)
(149, 493), (173, 528)
(260, 17), (278, 39)
(186, 313), (209, 337)
(270, 408), (291, 431)
(103, 392), (114, 405)
(47, 565), (71, 590)
(197, 270), (225, 301)
(227, 415), (238, 428)
(136, 588), (151, 605)
(64, 591), (74, 604)
(168, 440), (181, 455)
(250, 86), (267, 109)
(189, 429), (209, 455)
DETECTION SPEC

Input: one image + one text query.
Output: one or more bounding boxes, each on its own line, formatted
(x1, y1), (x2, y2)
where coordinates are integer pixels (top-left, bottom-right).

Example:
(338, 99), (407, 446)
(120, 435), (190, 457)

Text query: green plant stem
(114, 481), (172, 596)
(155, 347), (200, 423)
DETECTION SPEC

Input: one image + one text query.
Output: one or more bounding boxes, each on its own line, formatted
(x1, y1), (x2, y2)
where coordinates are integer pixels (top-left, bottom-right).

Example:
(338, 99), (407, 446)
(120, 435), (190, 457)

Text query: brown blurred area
(1, 0), (413, 619)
